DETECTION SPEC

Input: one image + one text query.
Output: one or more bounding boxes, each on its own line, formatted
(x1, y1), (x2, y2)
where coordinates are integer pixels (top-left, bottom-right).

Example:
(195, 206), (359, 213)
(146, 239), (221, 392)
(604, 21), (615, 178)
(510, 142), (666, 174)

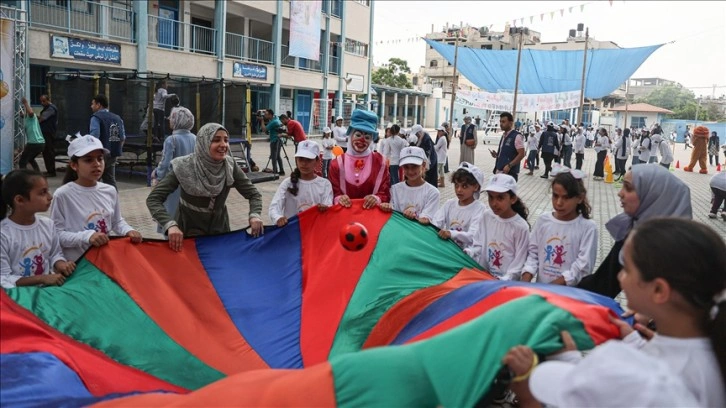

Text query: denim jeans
(269, 139), (284, 174)
(575, 153), (584, 170)
(562, 145), (573, 168)
(390, 164), (400, 185)
(526, 150), (538, 172)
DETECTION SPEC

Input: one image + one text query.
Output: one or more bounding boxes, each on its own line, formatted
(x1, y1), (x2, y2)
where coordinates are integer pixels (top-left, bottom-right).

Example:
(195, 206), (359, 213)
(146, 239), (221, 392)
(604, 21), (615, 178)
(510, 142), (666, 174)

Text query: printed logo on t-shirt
(17, 243), (46, 277)
(85, 211), (110, 234)
(487, 241), (504, 278)
(542, 236), (568, 281)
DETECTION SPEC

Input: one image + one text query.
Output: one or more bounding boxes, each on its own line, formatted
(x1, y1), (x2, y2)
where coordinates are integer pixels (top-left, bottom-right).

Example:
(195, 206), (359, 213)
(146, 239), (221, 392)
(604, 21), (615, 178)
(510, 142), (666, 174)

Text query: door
(296, 90), (312, 134)
(158, 7), (178, 49)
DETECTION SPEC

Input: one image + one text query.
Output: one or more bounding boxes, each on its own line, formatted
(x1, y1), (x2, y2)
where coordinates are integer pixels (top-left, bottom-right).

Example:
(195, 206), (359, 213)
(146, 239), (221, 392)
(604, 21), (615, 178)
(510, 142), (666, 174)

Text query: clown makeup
(351, 130), (372, 152)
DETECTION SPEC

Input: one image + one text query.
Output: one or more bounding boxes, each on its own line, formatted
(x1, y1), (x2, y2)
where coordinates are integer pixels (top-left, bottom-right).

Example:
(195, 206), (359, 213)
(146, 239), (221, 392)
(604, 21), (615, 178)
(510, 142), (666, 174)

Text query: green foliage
(372, 58), (414, 89)
(637, 85), (725, 121)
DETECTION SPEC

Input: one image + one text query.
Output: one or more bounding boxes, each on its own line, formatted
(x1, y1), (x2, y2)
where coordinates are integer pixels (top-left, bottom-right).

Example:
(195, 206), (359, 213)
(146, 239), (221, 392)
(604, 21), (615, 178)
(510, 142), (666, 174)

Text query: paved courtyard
(42, 132), (725, 272)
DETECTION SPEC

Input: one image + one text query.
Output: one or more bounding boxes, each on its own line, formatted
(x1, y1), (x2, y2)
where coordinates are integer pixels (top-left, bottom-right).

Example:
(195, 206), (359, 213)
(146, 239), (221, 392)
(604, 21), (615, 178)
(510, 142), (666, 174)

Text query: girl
(432, 162), (486, 260)
(152, 107), (197, 233)
(385, 124), (408, 186)
(579, 165), (691, 298)
(637, 128), (652, 165)
(658, 136), (674, 170)
(612, 127), (631, 179)
(592, 127), (610, 180)
(434, 125), (448, 187)
(51, 136), (142, 262)
(147, 123), (263, 251)
(504, 218), (725, 408)
(709, 131), (720, 166)
(573, 126), (586, 170)
(269, 140), (333, 226)
(472, 174), (530, 280)
(320, 126), (334, 178)
(1, 170), (75, 288)
(522, 166), (598, 286)
(381, 146), (439, 224)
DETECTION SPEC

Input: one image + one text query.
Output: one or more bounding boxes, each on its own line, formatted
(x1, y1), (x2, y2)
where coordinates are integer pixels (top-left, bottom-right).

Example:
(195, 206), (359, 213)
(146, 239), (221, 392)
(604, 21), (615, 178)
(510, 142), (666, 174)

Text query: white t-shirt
(1, 217), (67, 288)
(387, 136), (409, 165)
(434, 136), (448, 163)
(321, 138), (335, 160)
(522, 212), (598, 285)
(710, 171), (726, 192)
(472, 210), (529, 280)
(50, 182), (135, 262)
(268, 176), (333, 222)
(594, 136), (610, 152)
(650, 133), (662, 157)
(527, 132), (541, 152)
(390, 181), (440, 221)
(432, 199), (486, 259)
(638, 137), (651, 162)
(659, 139), (674, 165)
(624, 332), (725, 408)
(574, 134), (586, 154)
(333, 125), (348, 146)
(613, 135), (630, 159)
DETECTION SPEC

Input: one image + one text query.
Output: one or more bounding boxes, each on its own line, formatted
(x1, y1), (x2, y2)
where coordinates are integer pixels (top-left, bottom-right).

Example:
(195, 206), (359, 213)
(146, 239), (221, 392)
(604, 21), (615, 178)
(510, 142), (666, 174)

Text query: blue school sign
(50, 35), (121, 65)
(233, 62), (267, 80)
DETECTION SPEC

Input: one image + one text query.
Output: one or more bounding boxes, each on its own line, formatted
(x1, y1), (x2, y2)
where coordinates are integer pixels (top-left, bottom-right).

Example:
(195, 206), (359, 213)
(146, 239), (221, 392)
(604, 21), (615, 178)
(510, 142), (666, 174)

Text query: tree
(372, 58), (413, 89)
(637, 85), (725, 121)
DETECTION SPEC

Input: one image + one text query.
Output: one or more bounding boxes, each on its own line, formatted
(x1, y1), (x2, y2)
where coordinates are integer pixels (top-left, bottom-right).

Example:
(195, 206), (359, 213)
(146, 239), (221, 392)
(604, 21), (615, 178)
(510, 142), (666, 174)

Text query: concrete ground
(39, 133), (725, 271)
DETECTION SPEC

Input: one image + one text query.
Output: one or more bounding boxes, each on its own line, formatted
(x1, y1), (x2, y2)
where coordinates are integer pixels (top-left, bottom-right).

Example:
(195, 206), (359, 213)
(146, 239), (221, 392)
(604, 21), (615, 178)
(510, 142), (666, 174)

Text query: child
(18, 98), (46, 172)
(385, 124), (408, 186)
(434, 126), (448, 187)
(504, 218), (725, 407)
(50, 135), (142, 261)
(472, 174), (530, 280)
(658, 136), (674, 170)
(269, 140), (333, 226)
(522, 165), (598, 285)
(320, 126), (334, 178)
(380, 146), (439, 224)
(1, 169), (75, 288)
(433, 162), (486, 259)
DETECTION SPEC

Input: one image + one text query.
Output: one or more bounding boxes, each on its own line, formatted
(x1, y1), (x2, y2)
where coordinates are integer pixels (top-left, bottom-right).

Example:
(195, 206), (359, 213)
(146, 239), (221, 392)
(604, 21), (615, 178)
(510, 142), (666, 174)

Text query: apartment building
(4, 0), (374, 135)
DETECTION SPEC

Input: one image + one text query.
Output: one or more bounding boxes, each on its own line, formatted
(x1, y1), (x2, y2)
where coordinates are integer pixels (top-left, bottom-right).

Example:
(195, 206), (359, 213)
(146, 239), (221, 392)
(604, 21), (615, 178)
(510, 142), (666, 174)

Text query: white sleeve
(501, 223), (530, 281)
(562, 222), (598, 286)
(1, 235), (19, 288)
(420, 188), (440, 221)
(431, 202), (447, 229)
(50, 194), (95, 249)
(464, 212), (485, 265)
(623, 330), (648, 349)
(48, 221), (67, 267)
(268, 179), (290, 223)
(111, 192), (135, 236)
(546, 350), (584, 364)
(321, 180), (334, 206)
(522, 222), (541, 278)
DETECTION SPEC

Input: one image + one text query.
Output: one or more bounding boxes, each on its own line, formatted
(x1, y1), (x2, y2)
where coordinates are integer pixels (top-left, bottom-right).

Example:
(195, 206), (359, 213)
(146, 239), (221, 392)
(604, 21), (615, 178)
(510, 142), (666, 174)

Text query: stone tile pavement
(41, 133), (725, 270)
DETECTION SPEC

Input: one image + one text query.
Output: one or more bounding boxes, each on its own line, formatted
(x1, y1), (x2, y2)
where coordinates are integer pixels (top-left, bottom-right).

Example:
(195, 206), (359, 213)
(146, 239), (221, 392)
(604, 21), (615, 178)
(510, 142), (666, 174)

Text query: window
(630, 116), (647, 129)
(429, 60), (437, 68)
(353, 0), (370, 6)
(344, 39), (367, 57)
(29, 65), (49, 105)
(481, 44), (492, 50)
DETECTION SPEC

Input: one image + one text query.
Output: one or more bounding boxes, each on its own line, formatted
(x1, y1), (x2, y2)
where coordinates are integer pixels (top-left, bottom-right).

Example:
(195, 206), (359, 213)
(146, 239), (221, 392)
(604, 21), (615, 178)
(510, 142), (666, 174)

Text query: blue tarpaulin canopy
(425, 39), (662, 99)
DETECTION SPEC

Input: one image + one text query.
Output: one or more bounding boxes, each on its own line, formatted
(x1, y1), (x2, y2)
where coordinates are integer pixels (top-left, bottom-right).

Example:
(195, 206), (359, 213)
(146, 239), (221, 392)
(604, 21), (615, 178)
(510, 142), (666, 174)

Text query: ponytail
(510, 193), (529, 223)
(287, 168), (301, 196)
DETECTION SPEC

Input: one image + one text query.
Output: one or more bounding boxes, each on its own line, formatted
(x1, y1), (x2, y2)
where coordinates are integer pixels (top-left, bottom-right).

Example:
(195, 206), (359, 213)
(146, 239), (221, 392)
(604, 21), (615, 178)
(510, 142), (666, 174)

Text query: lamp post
(576, 27), (589, 127)
(510, 26), (528, 115)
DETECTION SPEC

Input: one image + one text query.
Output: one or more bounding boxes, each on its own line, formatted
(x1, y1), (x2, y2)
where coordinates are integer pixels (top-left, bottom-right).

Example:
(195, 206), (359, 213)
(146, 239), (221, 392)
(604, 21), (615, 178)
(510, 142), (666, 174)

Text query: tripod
(264, 137), (294, 174)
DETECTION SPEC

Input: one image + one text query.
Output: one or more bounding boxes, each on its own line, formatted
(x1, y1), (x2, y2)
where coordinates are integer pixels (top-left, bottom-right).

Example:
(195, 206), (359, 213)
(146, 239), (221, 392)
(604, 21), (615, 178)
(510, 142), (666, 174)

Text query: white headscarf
(605, 164), (692, 241)
(169, 106), (195, 131)
(171, 123), (235, 197)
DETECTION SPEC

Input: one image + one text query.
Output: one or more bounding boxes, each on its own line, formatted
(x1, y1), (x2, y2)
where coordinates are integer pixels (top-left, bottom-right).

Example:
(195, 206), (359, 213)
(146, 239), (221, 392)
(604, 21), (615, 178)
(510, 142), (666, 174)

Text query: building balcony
(225, 32), (274, 65)
(28, 0), (135, 43)
(148, 15), (216, 55)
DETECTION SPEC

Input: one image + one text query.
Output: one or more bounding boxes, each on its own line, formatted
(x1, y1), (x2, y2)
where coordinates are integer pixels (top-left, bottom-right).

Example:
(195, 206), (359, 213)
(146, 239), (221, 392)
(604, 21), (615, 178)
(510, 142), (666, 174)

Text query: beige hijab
(171, 123), (235, 197)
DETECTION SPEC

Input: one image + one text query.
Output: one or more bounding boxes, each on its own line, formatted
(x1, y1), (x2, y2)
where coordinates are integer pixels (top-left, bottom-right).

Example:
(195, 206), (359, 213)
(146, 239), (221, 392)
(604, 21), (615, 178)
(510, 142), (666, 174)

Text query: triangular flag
(489, 24), (493, 29)
(560, 9), (564, 16)
(581, 4), (585, 11)
(540, 13), (544, 21)
(530, 16), (534, 23)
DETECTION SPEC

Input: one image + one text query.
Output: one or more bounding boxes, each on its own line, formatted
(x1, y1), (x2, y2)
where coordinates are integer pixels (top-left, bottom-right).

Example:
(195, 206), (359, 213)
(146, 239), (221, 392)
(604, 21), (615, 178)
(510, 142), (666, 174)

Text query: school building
(4, 0), (375, 136)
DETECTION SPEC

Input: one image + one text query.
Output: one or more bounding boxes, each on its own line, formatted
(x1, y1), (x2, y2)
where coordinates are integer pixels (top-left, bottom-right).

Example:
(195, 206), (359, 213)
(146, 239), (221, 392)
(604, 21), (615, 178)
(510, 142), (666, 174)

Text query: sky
(372, 1), (726, 98)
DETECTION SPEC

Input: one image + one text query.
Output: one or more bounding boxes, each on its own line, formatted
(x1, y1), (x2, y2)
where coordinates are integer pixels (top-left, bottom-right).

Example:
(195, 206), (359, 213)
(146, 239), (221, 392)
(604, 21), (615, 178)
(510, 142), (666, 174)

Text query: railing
(226, 32), (274, 64)
(28, 0), (135, 43)
(298, 53), (322, 72)
(148, 15), (216, 54)
(281, 44), (296, 68)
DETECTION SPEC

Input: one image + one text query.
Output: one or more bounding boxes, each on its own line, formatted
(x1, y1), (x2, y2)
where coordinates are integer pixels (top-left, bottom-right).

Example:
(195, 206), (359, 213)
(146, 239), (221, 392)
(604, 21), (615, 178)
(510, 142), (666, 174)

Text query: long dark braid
(287, 168), (301, 196)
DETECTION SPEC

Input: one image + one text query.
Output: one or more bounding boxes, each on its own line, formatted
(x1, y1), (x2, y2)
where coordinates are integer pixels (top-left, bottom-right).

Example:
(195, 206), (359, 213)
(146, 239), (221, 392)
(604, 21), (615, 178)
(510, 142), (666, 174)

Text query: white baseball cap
(322, 126), (332, 134)
(456, 162), (485, 192)
(399, 146), (428, 166)
(410, 124), (424, 136)
(485, 173), (518, 195)
(530, 341), (699, 407)
(336, 116), (343, 121)
(67, 135), (109, 158)
(294, 140), (320, 159)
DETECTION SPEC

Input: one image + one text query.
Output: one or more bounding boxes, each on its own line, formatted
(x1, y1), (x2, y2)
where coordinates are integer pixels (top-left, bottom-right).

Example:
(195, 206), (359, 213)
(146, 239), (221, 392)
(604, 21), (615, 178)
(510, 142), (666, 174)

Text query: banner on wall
(456, 89), (581, 113)
(289, 0), (322, 61)
(50, 34), (121, 64)
(1, 18), (15, 174)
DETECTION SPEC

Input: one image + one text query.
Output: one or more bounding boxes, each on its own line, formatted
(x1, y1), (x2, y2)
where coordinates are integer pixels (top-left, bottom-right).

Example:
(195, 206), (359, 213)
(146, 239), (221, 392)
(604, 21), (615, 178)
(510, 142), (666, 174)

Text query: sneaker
(540, 175), (548, 179)
(262, 168), (274, 173)
(708, 213), (717, 219)
(534, 166), (540, 169)
(251, 165), (260, 172)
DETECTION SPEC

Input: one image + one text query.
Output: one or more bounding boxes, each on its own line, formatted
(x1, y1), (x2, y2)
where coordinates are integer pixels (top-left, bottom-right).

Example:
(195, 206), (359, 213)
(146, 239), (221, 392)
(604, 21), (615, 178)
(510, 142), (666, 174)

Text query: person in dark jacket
(538, 123), (560, 178)
(411, 124), (438, 187)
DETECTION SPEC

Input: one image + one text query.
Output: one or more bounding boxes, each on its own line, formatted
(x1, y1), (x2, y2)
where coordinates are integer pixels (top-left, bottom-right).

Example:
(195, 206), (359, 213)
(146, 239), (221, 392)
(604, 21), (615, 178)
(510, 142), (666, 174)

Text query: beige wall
(146, 47), (217, 78)
(344, 2), (371, 43)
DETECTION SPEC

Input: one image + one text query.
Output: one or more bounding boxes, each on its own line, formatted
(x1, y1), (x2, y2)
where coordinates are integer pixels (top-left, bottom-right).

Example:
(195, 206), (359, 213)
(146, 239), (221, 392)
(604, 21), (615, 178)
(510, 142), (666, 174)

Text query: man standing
(411, 124), (438, 187)
(458, 116), (477, 165)
(153, 80), (176, 142)
(489, 112), (525, 181)
(263, 109), (285, 175)
(279, 114), (307, 152)
(38, 95), (58, 177)
(332, 116), (348, 153)
(89, 94), (125, 188)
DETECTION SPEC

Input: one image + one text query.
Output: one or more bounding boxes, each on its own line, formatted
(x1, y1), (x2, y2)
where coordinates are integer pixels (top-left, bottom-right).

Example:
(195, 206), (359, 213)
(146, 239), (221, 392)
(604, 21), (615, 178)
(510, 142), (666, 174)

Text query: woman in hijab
(147, 123), (263, 251)
(329, 109), (390, 209)
(578, 164), (692, 297)
(152, 107), (197, 233)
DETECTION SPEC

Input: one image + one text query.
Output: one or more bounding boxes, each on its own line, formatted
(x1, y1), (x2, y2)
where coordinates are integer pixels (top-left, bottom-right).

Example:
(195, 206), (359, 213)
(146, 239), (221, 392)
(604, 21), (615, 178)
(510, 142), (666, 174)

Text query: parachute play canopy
(425, 39), (662, 99)
(1, 201), (625, 406)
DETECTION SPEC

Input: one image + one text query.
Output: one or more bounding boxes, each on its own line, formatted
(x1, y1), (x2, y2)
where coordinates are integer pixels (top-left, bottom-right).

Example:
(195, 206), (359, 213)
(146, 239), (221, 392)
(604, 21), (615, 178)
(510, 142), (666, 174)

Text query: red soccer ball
(340, 222), (368, 251)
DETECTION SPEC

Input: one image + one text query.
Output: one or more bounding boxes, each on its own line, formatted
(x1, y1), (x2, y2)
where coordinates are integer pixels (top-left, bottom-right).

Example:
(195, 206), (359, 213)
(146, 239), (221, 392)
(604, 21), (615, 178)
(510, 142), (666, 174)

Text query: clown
(329, 110), (391, 209)
(684, 125), (710, 174)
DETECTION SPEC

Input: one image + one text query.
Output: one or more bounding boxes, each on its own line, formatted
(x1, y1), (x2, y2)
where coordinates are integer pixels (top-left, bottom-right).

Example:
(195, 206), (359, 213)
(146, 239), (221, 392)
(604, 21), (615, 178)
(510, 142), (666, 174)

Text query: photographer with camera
(262, 109), (286, 176)
(279, 114), (307, 152)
